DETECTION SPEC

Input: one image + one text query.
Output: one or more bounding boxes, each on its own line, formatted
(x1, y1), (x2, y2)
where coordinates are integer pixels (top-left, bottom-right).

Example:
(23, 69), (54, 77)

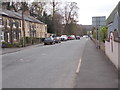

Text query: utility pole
(53, 0), (56, 35)
(22, 2), (26, 47)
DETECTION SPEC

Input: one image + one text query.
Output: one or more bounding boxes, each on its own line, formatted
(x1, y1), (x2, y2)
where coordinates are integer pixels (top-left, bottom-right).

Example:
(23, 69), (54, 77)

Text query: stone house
(0, 10), (22, 44)
(0, 9), (47, 44)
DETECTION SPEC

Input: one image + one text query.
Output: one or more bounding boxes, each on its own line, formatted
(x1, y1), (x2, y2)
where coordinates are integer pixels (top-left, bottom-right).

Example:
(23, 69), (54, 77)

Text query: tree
(2, 2), (24, 12)
(30, 2), (47, 18)
(50, 0), (61, 34)
(39, 11), (54, 33)
(54, 12), (64, 35)
(100, 26), (108, 42)
(92, 30), (97, 39)
(63, 2), (79, 35)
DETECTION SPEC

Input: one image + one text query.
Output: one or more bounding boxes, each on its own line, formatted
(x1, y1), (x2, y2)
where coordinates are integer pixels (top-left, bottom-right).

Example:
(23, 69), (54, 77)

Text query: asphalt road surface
(2, 37), (88, 88)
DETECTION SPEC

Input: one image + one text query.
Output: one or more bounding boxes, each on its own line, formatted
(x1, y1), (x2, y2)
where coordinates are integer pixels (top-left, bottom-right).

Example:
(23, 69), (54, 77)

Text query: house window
(4, 19), (7, 26)
(0, 18), (2, 25)
(19, 21), (21, 27)
(7, 19), (10, 26)
(2, 18), (4, 25)
(1, 31), (4, 42)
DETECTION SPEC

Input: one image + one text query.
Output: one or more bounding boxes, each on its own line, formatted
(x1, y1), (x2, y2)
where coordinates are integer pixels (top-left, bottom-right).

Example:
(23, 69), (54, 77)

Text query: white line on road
(76, 58), (82, 74)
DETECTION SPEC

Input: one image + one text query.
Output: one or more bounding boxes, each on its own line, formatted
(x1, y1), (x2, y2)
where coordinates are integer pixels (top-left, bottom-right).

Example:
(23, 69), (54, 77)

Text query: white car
(70, 35), (76, 39)
(60, 35), (68, 41)
(83, 35), (89, 38)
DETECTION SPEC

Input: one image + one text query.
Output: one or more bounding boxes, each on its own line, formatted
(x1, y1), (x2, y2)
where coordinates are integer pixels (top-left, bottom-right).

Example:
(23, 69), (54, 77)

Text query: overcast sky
(31, 0), (119, 25)
(63, 0), (119, 25)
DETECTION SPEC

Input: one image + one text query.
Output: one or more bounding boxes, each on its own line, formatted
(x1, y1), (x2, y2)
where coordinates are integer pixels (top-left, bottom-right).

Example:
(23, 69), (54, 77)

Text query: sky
(30, 0), (119, 25)
(63, 0), (119, 25)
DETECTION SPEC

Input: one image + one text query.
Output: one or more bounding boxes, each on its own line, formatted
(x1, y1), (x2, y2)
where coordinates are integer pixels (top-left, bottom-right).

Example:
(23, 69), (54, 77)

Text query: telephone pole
(22, 2), (26, 47)
(53, 0), (56, 35)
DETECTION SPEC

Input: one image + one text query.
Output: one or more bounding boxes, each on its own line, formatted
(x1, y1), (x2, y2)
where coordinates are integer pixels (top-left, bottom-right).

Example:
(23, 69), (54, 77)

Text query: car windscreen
(45, 38), (51, 40)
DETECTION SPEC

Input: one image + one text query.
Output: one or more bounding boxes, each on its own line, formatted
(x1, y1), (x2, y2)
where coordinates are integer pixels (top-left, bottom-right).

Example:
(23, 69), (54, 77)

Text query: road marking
(20, 59), (24, 62)
(20, 59), (23, 61)
(76, 58), (82, 74)
(41, 53), (47, 55)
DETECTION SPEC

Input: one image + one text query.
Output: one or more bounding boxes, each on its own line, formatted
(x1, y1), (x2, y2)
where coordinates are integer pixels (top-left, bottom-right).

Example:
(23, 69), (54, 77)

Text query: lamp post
(96, 17), (100, 49)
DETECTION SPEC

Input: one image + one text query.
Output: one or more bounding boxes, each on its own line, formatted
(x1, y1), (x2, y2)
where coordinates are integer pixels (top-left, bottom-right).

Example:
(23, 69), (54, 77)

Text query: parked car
(44, 37), (55, 45)
(76, 36), (80, 39)
(83, 35), (89, 38)
(60, 35), (68, 41)
(70, 35), (75, 40)
(54, 36), (61, 43)
(67, 36), (73, 40)
(67, 35), (76, 40)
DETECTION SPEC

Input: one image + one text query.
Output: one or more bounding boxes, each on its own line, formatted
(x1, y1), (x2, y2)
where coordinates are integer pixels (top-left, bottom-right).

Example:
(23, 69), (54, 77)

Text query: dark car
(44, 37), (55, 45)
(54, 36), (61, 43)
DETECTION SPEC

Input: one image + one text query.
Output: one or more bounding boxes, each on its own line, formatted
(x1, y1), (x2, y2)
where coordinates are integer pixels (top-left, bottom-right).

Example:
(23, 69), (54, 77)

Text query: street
(2, 37), (88, 88)
(1, 1), (119, 89)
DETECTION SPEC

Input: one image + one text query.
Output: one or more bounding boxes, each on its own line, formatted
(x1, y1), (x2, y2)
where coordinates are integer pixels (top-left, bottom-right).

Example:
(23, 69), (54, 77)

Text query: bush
(25, 37), (43, 44)
(1, 41), (22, 48)
(1, 42), (8, 48)
(92, 30), (97, 39)
(100, 26), (108, 43)
(25, 37), (32, 44)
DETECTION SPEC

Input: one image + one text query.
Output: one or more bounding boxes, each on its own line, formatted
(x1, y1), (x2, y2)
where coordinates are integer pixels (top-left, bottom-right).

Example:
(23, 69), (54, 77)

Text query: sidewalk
(1, 43), (43, 55)
(75, 40), (118, 88)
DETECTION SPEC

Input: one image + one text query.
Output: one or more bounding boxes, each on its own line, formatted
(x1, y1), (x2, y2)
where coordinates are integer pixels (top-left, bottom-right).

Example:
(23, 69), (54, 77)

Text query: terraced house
(0, 9), (47, 46)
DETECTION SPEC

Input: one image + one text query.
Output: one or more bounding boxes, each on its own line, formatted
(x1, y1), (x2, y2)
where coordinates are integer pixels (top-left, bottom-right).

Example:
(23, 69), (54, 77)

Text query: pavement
(75, 39), (118, 88)
(1, 43), (44, 55)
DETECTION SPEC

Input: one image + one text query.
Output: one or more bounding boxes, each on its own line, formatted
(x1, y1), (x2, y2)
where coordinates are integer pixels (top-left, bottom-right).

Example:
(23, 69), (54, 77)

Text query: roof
(27, 15), (45, 24)
(106, 1), (119, 25)
(0, 9), (45, 25)
(0, 9), (22, 20)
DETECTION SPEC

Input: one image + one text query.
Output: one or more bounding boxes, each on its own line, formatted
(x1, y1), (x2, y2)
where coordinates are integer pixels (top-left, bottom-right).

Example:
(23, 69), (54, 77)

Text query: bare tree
(64, 2), (79, 24)
(54, 12), (64, 35)
(30, 1), (47, 18)
(63, 2), (79, 35)
(50, 0), (61, 34)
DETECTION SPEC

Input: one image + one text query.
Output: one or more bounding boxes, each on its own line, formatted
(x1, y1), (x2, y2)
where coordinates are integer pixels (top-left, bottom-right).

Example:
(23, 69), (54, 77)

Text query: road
(2, 37), (88, 88)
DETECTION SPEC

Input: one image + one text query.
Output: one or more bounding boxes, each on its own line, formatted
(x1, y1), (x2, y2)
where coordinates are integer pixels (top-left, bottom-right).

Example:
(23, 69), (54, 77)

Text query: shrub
(25, 37), (32, 44)
(100, 26), (108, 43)
(92, 30), (97, 39)
(1, 41), (22, 48)
(1, 42), (8, 48)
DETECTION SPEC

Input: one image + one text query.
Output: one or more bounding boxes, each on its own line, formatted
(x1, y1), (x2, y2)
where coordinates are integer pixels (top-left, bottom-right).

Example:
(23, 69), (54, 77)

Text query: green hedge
(1, 42), (22, 48)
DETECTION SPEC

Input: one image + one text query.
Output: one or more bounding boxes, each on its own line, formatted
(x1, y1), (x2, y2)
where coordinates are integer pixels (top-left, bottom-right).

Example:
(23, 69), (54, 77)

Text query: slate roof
(0, 9), (21, 20)
(0, 9), (45, 25)
(27, 15), (45, 24)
